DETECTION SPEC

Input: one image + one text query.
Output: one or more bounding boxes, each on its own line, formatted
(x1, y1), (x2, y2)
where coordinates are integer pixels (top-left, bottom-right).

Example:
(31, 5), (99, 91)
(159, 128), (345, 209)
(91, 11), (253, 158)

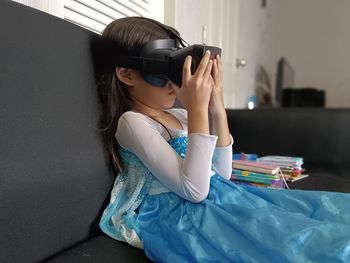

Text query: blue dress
(100, 136), (350, 263)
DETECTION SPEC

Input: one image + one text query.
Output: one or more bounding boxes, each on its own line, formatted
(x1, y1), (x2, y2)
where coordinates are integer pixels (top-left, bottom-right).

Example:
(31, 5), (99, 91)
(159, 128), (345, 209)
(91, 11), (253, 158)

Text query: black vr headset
(112, 39), (222, 87)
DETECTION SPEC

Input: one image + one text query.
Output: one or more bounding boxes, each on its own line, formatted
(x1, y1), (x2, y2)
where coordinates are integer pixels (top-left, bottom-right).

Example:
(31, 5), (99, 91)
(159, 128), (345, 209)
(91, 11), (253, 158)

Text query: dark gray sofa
(1, 1), (349, 262)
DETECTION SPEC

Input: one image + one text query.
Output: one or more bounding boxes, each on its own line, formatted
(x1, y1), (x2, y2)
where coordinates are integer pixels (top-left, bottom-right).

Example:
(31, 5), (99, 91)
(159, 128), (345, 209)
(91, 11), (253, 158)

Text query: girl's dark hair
(96, 17), (182, 175)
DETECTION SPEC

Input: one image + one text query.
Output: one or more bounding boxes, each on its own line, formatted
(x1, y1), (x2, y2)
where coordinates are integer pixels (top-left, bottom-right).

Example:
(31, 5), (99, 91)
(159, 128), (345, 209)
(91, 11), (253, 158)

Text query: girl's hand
(209, 54), (225, 115)
(173, 51), (213, 112)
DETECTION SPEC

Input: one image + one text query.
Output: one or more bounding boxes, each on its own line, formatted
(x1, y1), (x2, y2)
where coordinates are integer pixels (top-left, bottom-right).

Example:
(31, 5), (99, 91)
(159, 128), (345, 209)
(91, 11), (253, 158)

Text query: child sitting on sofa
(97, 17), (350, 263)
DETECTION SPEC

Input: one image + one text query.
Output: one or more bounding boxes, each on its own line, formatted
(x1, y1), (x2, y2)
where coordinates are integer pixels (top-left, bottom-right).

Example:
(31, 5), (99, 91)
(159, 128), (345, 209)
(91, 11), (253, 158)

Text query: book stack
(231, 160), (285, 189)
(256, 156), (309, 182)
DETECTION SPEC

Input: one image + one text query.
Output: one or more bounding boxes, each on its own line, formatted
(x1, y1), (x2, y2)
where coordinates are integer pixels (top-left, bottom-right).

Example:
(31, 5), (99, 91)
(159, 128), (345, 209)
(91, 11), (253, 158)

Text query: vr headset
(112, 39), (222, 87)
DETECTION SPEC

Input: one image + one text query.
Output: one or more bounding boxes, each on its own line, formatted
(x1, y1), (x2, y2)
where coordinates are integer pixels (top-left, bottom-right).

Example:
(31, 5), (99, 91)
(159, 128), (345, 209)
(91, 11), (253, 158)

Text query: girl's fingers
(217, 54), (223, 76)
(212, 60), (218, 86)
(203, 59), (213, 82)
(213, 59), (218, 79)
(194, 50), (211, 77)
(208, 75), (215, 91)
(182, 56), (192, 83)
(213, 55), (222, 86)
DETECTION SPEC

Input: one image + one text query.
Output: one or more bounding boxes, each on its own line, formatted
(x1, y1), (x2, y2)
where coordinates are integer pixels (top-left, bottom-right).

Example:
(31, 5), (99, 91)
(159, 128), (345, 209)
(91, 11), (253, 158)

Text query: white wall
(11, 0), (63, 17)
(231, 0), (350, 108)
(262, 0), (350, 108)
(165, 0), (206, 45)
(233, 0), (273, 108)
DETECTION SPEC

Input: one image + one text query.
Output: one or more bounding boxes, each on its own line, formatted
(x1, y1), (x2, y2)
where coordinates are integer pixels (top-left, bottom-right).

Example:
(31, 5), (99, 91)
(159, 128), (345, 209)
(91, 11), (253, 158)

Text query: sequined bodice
(168, 136), (188, 159)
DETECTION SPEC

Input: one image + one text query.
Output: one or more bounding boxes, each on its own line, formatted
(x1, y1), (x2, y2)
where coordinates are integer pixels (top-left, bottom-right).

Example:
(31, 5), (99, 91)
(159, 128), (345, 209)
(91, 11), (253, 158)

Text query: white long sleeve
(116, 109), (233, 202)
(212, 135), (234, 180)
(168, 109), (233, 180)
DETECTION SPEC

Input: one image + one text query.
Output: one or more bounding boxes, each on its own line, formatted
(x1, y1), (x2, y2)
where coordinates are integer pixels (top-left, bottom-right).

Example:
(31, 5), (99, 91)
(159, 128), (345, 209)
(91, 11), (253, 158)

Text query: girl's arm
(117, 112), (217, 203)
(210, 55), (233, 180)
(211, 111), (233, 180)
(175, 52), (233, 180)
(174, 51), (213, 136)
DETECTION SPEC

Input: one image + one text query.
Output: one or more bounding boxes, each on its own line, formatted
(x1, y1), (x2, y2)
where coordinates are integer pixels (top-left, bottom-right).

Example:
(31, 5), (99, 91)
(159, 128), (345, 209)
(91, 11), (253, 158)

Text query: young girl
(98, 17), (350, 263)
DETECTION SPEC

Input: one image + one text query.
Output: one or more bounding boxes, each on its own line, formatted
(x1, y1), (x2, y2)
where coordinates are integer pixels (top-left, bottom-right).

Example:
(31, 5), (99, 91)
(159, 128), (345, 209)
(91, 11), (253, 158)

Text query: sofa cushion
(45, 236), (152, 263)
(289, 166), (350, 193)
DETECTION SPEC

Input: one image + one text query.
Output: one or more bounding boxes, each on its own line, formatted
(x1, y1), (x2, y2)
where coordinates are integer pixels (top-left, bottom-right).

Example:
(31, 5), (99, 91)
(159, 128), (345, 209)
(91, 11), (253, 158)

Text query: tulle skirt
(136, 174), (350, 263)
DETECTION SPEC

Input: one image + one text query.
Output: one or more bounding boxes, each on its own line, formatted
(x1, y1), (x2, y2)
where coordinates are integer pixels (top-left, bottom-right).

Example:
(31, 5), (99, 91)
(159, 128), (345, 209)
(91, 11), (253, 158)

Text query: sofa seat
(289, 165), (350, 193)
(45, 236), (152, 263)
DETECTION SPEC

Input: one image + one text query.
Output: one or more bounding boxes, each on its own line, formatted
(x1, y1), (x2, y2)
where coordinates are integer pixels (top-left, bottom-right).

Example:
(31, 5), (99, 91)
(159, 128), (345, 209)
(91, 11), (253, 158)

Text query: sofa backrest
(0, 1), (114, 262)
(227, 108), (350, 169)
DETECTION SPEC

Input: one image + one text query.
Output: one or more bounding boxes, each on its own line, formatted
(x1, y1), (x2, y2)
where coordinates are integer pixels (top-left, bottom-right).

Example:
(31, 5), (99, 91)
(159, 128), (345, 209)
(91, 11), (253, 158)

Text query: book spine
(232, 163), (277, 175)
(232, 169), (279, 179)
(256, 160), (303, 167)
(231, 174), (282, 185)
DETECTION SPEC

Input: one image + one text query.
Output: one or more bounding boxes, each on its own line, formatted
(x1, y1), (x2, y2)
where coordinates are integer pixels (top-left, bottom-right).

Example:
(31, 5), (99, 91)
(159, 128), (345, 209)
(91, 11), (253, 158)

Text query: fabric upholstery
(45, 236), (151, 263)
(0, 1), (114, 262)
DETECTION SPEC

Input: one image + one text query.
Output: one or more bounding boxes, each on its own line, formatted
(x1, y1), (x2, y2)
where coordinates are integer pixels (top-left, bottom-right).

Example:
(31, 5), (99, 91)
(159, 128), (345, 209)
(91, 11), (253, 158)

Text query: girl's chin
(163, 98), (176, 108)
